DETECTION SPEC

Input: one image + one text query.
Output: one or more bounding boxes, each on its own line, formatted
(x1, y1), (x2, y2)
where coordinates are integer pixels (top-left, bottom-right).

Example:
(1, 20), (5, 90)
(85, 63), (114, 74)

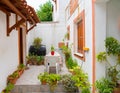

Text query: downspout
(92, 0), (96, 93)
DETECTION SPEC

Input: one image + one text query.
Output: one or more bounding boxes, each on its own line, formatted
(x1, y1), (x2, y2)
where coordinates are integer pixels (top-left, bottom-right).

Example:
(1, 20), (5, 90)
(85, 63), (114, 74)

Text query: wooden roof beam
(7, 18), (25, 36)
(0, 7), (11, 16)
(27, 24), (36, 33)
(1, 0), (26, 20)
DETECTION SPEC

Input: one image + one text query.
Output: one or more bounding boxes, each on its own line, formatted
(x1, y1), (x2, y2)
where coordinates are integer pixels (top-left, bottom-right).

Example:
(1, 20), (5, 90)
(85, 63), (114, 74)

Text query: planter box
(8, 78), (18, 84)
(29, 45), (46, 56)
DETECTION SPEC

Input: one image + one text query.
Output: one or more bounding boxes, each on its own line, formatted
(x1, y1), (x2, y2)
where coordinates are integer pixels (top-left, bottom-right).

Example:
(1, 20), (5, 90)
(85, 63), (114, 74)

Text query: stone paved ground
(16, 49), (70, 85)
(16, 60), (70, 85)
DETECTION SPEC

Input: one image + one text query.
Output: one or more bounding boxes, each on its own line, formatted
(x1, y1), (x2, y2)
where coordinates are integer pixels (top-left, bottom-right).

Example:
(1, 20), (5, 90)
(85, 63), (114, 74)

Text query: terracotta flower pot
(41, 80), (47, 85)
(58, 42), (65, 48)
(51, 51), (54, 55)
(113, 88), (120, 93)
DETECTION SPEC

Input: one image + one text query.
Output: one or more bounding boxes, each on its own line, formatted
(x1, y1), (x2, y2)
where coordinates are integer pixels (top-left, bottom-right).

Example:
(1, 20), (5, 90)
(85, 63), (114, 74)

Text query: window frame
(73, 10), (85, 61)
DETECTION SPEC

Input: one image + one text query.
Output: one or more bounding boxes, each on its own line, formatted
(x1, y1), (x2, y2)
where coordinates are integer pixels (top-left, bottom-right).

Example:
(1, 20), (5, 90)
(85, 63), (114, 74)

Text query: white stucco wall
(95, 0), (120, 80)
(27, 22), (66, 53)
(95, 2), (107, 80)
(0, 12), (19, 92)
(27, 0), (69, 54)
(106, 0), (120, 72)
(66, 0), (93, 84)
(107, 0), (120, 39)
(52, 0), (69, 22)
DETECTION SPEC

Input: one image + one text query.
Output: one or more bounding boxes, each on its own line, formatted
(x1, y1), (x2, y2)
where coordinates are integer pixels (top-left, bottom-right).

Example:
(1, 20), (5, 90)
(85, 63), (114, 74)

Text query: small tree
(36, 1), (53, 21)
(97, 37), (120, 84)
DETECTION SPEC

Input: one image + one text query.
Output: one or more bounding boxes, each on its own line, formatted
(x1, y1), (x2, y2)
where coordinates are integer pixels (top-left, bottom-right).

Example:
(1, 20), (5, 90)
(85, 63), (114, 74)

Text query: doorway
(18, 27), (23, 64)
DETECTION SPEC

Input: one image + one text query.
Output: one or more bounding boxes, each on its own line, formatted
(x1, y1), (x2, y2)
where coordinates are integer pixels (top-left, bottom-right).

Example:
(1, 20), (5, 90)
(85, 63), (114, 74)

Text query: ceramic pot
(51, 51), (54, 55)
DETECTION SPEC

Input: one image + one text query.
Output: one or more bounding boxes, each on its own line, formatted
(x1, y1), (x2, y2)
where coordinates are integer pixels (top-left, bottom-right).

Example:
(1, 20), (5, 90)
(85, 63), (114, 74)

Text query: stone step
(11, 85), (70, 93)
(49, 67), (56, 74)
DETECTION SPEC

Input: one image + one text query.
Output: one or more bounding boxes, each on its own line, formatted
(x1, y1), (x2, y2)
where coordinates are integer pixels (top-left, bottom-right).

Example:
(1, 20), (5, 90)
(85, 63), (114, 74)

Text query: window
(77, 20), (83, 54)
(74, 10), (85, 61)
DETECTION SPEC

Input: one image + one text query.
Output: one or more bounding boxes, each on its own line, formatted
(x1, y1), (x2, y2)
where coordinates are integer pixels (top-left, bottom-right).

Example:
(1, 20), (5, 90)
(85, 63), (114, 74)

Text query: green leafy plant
(36, 56), (44, 65)
(26, 55), (44, 65)
(7, 71), (19, 84)
(2, 83), (14, 93)
(63, 32), (69, 41)
(96, 52), (107, 62)
(107, 66), (119, 82)
(51, 45), (55, 51)
(47, 74), (61, 92)
(66, 56), (78, 69)
(71, 67), (90, 92)
(61, 74), (78, 92)
(33, 37), (42, 49)
(8, 72), (19, 79)
(36, 1), (53, 21)
(61, 45), (71, 61)
(38, 72), (49, 84)
(97, 37), (120, 85)
(17, 64), (25, 70)
(81, 87), (90, 93)
(95, 78), (116, 93)
(105, 37), (120, 55)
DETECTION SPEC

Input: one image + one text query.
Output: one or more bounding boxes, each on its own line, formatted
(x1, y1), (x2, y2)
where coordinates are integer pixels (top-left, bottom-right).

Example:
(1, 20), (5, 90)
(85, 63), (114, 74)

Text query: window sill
(74, 52), (85, 61)
(74, 53), (83, 57)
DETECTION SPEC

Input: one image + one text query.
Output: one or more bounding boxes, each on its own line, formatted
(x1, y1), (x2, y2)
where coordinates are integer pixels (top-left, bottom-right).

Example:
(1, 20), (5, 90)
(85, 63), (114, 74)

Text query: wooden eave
(0, 0), (40, 36)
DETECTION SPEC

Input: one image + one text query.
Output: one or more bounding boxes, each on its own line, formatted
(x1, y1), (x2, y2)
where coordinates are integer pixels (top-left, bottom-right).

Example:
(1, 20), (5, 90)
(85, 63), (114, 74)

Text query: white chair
(45, 56), (60, 74)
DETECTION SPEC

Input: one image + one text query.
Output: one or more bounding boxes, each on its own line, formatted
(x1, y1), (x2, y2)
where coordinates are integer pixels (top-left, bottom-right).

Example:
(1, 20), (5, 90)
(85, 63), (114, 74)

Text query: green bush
(71, 67), (90, 92)
(95, 78), (116, 93)
(97, 37), (120, 85)
(66, 56), (78, 69)
(2, 83), (14, 93)
(26, 55), (44, 65)
(61, 74), (78, 92)
(33, 37), (42, 49)
(38, 72), (49, 82)
(61, 45), (71, 61)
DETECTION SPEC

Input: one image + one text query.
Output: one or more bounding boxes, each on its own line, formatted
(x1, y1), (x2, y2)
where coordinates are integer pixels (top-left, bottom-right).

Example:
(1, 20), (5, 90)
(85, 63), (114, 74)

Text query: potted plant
(66, 56), (78, 69)
(29, 37), (46, 56)
(7, 72), (19, 84)
(33, 37), (42, 49)
(38, 72), (49, 85)
(61, 45), (71, 61)
(17, 64), (25, 76)
(61, 74), (78, 93)
(51, 45), (55, 55)
(71, 68), (90, 93)
(47, 74), (61, 92)
(2, 83), (14, 93)
(36, 56), (44, 65)
(95, 78), (115, 93)
(96, 37), (120, 92)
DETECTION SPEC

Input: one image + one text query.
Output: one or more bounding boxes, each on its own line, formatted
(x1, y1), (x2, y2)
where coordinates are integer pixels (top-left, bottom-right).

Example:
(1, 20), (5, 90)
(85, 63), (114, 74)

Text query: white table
(45, 52), (62, 74)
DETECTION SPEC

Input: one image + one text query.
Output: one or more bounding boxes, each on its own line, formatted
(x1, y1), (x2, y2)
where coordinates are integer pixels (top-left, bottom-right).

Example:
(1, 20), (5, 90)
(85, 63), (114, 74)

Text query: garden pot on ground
(41, 80), (47, 85)
(113, 88), (120, 93)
